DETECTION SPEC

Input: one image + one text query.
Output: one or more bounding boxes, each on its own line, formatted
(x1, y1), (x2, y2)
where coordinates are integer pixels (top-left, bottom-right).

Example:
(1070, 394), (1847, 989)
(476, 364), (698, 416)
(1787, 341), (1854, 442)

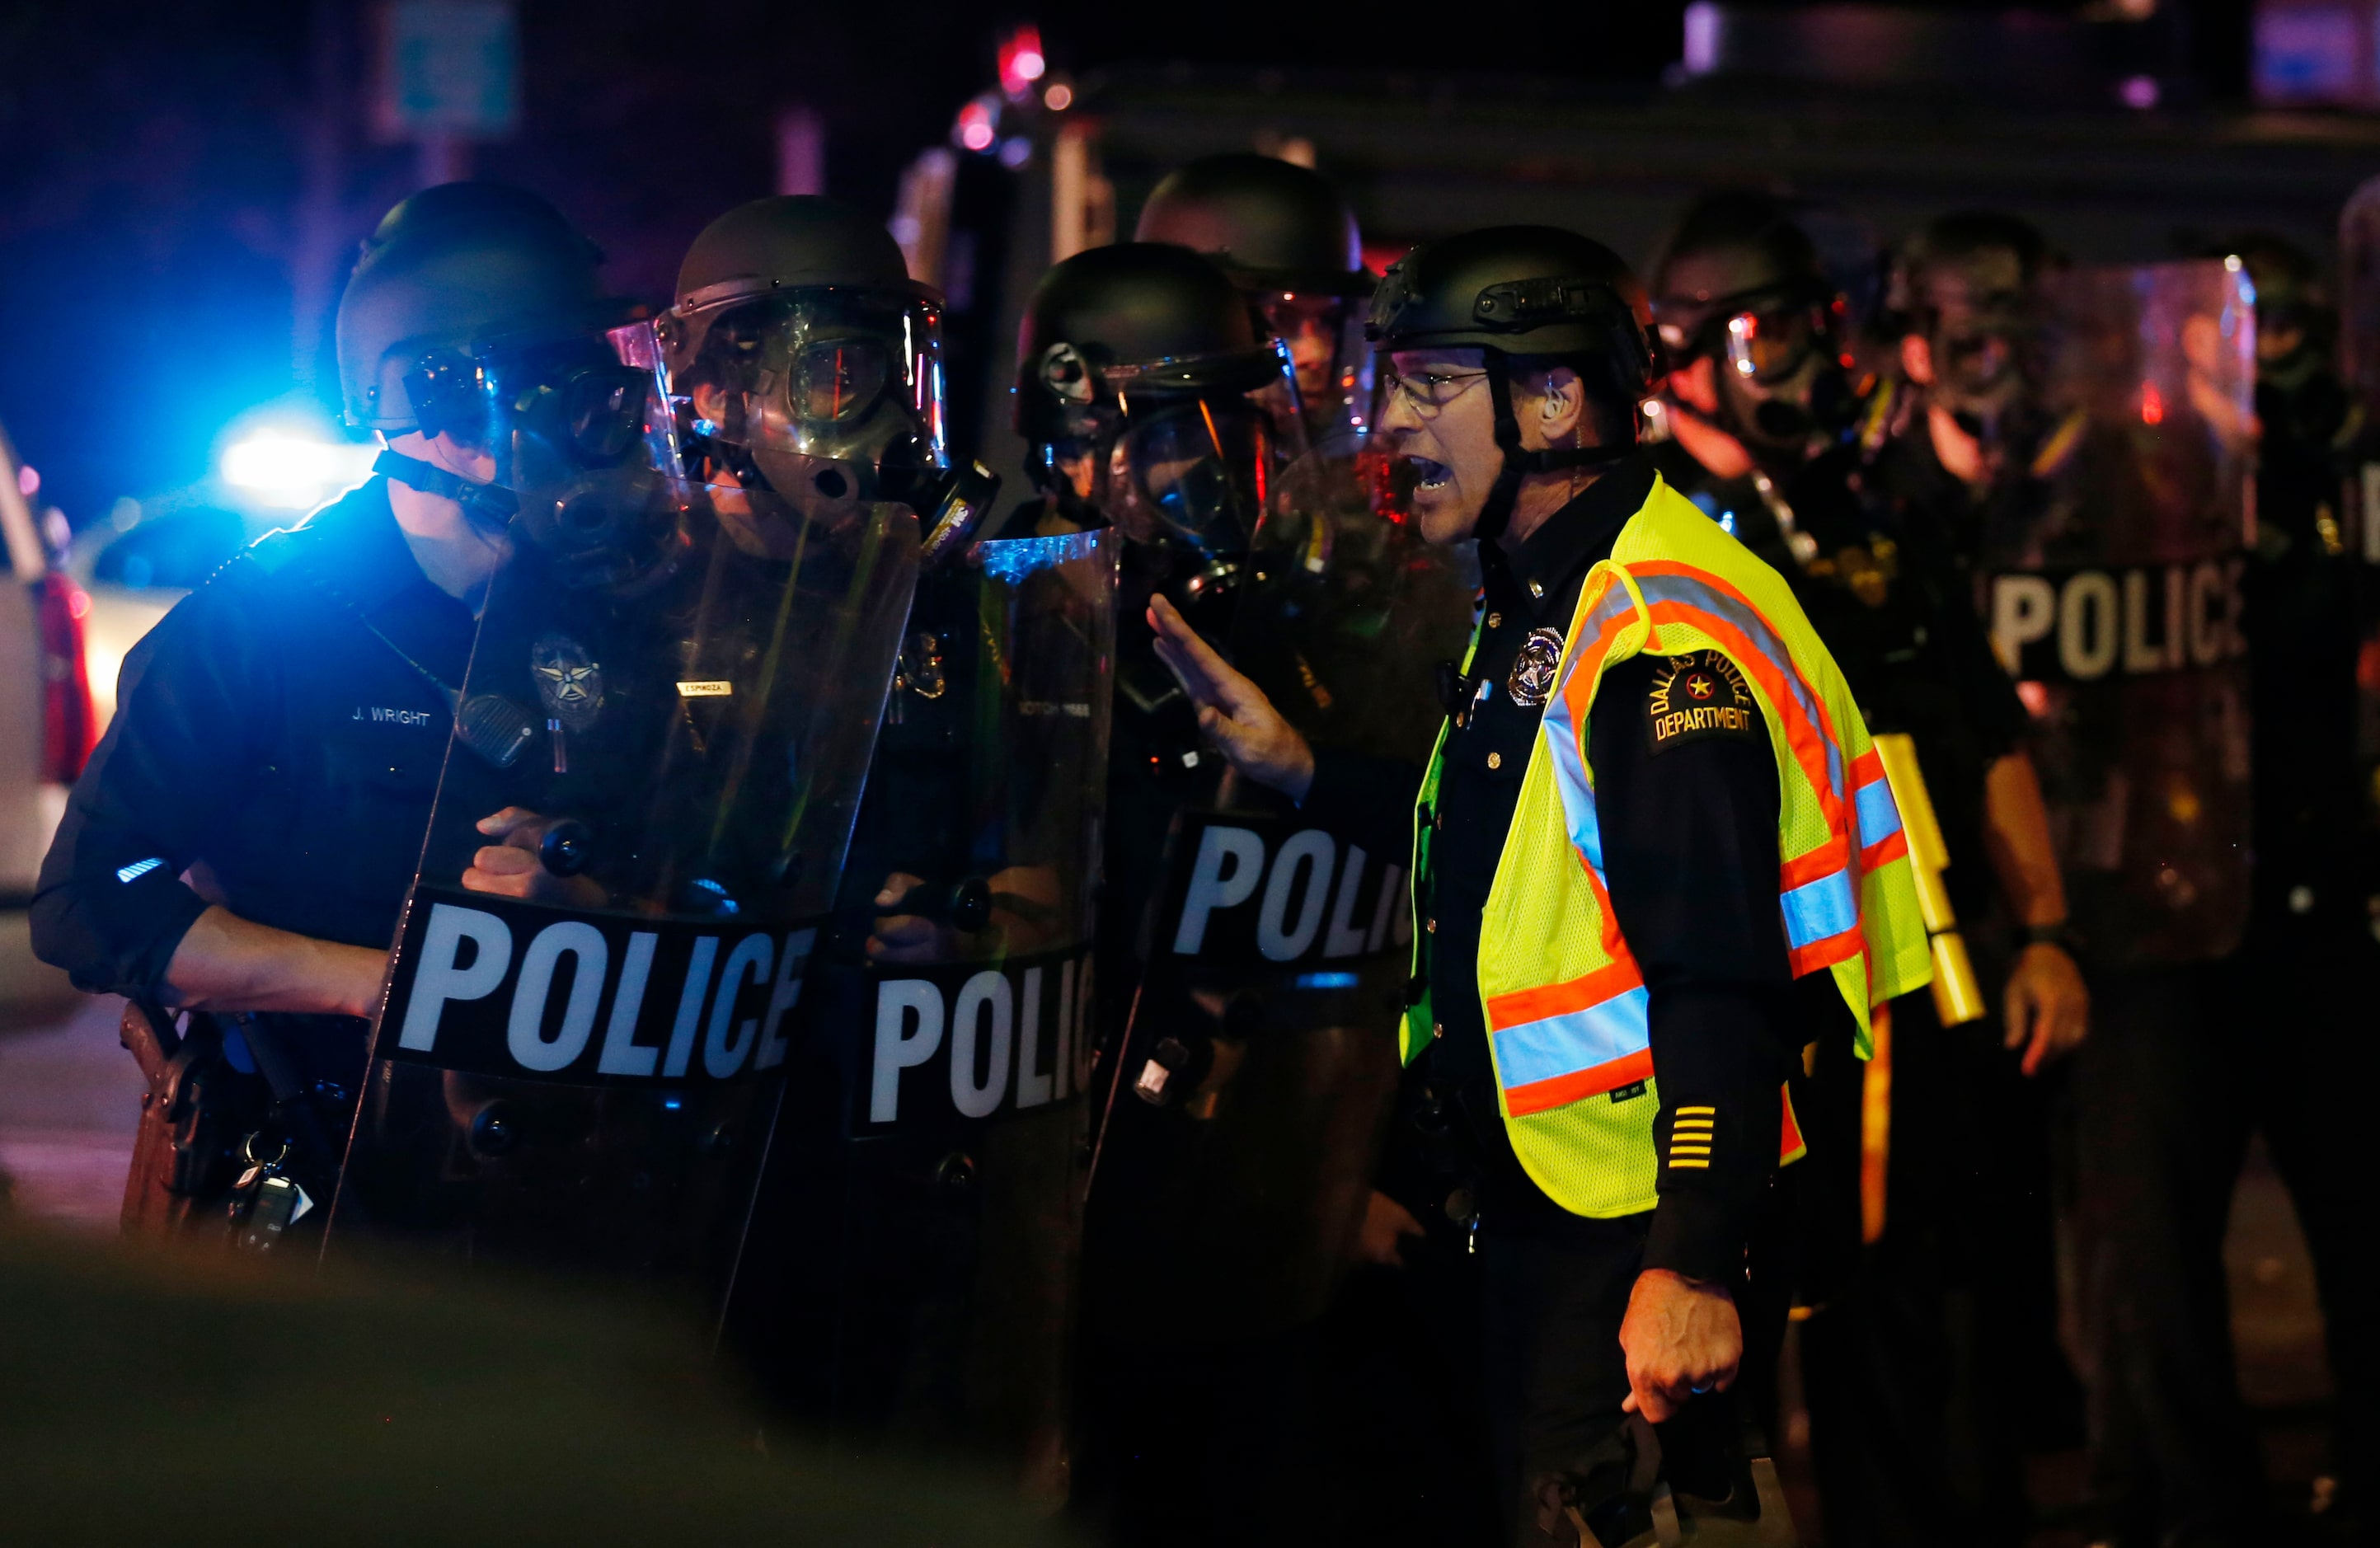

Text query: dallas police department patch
(1506, 626), (1566, 708)
(1645, 650), (1758, 752)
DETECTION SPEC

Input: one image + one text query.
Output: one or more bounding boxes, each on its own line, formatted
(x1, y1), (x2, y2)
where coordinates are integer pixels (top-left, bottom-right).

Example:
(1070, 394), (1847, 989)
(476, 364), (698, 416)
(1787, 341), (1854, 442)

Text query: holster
(119, 1001), (270, 1237)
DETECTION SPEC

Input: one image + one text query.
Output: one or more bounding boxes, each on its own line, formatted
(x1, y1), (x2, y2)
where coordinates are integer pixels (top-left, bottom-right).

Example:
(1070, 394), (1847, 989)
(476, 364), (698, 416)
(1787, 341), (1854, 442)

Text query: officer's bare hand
(1355, 1189), (1426, 1268)
(462, 808), (606, 908)
(868, 871), (957, 964)
(1618, 1269), (1741, 1424)
(1147, 593), (1316, 802)
(2003, 941), (2088, 1077)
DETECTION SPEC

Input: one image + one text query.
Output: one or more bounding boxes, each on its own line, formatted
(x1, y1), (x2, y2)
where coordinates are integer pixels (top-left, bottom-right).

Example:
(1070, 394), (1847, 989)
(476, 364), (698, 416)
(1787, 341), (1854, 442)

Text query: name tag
(352, 705), (439, 727)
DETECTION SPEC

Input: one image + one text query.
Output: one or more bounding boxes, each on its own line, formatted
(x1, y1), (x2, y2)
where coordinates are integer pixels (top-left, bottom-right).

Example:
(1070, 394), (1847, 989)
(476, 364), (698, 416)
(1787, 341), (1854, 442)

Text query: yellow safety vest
(1406, 476), (1932, 1218)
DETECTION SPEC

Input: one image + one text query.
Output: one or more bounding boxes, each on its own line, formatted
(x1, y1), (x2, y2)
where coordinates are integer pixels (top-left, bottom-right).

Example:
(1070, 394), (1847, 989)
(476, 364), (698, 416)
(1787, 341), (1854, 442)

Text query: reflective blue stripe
(1494, 985), (1652, 1090)
(1854, 776), (1903, 846)
(1780, 868), (1858, 950)
(1633, 574), (1840, 797)
(1538, 585), (1638, 872)
(1540, 701), (1607, 874)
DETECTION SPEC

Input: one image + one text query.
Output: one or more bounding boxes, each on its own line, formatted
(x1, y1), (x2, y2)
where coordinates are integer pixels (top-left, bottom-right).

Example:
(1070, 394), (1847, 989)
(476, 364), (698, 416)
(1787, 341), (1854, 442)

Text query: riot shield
(1087, 448), (1474, 1342)
(2336, 181), (2380, 880)
(1973, 260), (2255, 968)
(722, 526), (1115, 1488)
(327, 477), (920, 1307)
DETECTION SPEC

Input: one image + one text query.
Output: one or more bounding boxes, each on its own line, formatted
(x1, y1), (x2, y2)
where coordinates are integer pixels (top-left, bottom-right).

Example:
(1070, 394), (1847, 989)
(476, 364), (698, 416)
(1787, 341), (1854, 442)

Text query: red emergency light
(998, 25), (1045, 99)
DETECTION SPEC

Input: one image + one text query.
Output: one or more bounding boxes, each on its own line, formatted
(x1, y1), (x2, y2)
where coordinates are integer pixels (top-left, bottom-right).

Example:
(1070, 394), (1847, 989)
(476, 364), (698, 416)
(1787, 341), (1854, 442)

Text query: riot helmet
(657, 196), (987, 560)
(335, 183), (650, 537)
(2223, 232), (2335, 396)
(1367, 224), (1651, 542)
(1650, 190), (1859, 462)
(1894, 211), (2055, 458)
(1015, 242), (1297, 559)
(1136, 154), (1374, 443)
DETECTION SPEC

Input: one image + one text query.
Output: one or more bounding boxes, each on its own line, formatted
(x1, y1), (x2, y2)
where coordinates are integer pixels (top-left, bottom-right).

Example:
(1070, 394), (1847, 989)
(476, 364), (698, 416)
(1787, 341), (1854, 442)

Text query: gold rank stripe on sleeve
(1670, 1105), (1715, 1167)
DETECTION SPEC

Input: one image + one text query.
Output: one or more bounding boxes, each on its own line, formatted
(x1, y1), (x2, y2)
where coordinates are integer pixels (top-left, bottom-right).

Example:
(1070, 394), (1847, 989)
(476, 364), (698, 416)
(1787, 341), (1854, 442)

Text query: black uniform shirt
(31, 477), (475, 1089)
(1365, 455), (1823, 1283)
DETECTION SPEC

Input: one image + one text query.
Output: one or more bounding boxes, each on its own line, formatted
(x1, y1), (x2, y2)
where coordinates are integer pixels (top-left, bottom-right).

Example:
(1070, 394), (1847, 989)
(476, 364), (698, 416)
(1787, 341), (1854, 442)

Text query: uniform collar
(1485, 451), (1656, 620)
(291, 476), (443, 617)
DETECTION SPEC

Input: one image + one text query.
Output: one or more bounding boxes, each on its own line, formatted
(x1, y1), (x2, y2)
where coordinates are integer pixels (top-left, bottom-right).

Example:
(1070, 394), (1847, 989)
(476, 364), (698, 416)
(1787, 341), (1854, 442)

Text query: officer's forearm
(1640, 982), (1786, 1285)
(159, 905), (387, 1020)
(1980, 750), (2068, 927)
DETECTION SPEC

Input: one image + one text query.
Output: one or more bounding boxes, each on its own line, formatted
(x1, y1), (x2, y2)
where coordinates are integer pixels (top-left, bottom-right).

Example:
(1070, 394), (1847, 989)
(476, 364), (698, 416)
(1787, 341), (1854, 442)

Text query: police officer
(1875, 213), (2311, 1548)
(2221, 232), (2377, 1545)
(1136, 151), (1377, 445)
(652, 197), (1112, 1482)
(1010, 240), (1351, 1543)
(1148, 224), (1932, 1546)
(31, 183), (631, 1228)
(1647, 192), (2086, 1546)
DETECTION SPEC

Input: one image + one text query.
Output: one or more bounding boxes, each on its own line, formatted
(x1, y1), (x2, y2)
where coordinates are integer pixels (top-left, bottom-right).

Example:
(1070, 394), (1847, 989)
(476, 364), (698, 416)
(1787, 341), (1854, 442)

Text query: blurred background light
(998, 25), (1046, 97)
(219, 426), (377, 510)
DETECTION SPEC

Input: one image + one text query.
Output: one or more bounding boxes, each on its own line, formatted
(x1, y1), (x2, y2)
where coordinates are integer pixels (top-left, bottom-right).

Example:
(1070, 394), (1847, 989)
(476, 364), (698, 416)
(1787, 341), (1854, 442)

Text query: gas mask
(1098, 392), (1278, 559)
(398, 330), (684, 593)
(1930, 303), (2055, 472)
(1910, 256), (2057, 476)
(659, 289), (987, 556)
(1674, 286), (1858, 462)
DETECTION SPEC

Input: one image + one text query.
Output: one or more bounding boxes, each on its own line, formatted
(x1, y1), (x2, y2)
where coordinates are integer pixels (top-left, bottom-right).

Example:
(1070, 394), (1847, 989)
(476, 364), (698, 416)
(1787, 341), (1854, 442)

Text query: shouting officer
(1145, 224), (1931, 1546)
(1647, 192), (2086, 1546)
(31, 184), (636, 1236)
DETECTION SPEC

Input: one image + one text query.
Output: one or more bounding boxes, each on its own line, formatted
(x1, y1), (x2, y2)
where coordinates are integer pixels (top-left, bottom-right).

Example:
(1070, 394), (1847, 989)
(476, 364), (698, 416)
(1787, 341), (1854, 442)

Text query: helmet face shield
(660, 288), (948, 523)
(1722, 299), (1832, 385)
(1257, 290), (1375, 446)
(1713, 294), (1859, 449)
(403, 334), (655, 473)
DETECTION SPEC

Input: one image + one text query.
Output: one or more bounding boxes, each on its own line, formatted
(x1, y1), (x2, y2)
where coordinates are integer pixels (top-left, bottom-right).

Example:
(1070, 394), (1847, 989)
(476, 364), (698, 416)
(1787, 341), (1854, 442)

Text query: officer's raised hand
(1145, 593), (1315, 801)
(462, 808), (607, 908)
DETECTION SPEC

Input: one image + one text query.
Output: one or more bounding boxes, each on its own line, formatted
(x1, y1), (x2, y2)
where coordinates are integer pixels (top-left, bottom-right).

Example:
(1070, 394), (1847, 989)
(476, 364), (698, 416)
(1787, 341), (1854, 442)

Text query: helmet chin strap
(1475, 354), (1634, 545)
(375, 449), (519, 531)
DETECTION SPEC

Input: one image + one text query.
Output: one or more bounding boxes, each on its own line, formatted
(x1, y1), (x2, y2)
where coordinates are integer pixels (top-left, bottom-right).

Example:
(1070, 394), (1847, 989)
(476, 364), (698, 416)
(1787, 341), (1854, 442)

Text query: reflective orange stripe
(1486, 957), (1644, 1033)
(1507, 1047), (1655, 1117)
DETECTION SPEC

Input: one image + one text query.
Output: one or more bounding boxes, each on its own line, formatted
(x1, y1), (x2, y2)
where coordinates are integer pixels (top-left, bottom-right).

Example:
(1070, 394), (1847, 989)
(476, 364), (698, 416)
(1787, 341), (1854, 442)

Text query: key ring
(241, 1133), (292, 1170)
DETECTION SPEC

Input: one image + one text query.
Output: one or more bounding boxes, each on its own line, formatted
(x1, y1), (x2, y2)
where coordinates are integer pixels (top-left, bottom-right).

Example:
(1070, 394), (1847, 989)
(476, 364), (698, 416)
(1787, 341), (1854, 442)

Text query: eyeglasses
(1381, 367), (1490, 417)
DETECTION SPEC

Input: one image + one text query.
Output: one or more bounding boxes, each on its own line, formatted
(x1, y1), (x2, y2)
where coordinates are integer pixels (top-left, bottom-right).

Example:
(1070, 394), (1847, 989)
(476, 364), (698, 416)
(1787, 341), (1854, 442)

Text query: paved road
(0, 977), (138, 1232)
(1, 906), (138, 1231)
(0, 904), (2349, 1538)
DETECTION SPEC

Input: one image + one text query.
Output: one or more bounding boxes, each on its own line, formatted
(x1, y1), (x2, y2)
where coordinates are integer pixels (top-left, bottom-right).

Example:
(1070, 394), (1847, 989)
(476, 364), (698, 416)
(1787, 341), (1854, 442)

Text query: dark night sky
(0, 0), (2249, 522)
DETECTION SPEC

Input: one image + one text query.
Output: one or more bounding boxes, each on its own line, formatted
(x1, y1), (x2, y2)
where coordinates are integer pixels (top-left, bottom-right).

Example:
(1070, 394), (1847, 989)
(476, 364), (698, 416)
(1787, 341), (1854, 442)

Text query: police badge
(531, 633), (604, 773)
(1506, 626), (1566, 708)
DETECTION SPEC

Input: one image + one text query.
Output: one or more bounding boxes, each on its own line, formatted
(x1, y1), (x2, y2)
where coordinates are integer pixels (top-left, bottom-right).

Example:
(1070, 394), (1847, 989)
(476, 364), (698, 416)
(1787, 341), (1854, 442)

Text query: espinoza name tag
(378, 889), (819, 1085)
(675, 680), (735, 697)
